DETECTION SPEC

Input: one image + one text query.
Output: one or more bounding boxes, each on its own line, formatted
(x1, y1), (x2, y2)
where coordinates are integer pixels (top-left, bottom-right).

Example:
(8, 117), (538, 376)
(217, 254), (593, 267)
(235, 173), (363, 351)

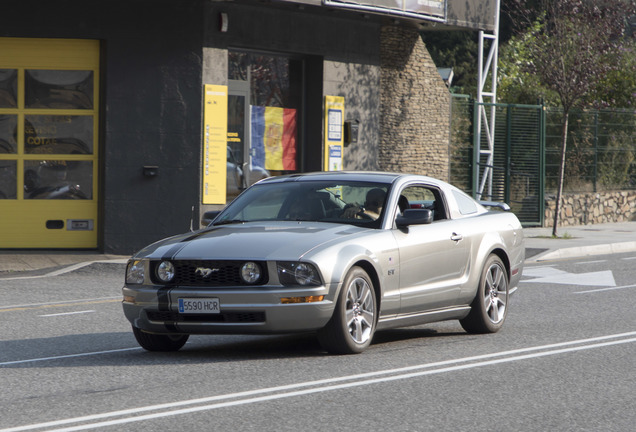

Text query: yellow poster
(324, 96), (344, 171)
(202, 85), (228, 204)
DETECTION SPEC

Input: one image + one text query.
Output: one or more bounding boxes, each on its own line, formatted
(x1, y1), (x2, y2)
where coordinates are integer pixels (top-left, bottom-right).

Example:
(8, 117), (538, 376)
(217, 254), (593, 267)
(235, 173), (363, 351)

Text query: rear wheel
(132, 326), (189, 352)
(318, 266), (377, 354)
(460, 254), (509, 334)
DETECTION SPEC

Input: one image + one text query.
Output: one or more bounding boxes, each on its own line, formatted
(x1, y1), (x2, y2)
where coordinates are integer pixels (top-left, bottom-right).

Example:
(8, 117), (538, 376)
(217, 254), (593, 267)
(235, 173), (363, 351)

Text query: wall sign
(202, 85), (228, 205)
(324, 95), (344, 171)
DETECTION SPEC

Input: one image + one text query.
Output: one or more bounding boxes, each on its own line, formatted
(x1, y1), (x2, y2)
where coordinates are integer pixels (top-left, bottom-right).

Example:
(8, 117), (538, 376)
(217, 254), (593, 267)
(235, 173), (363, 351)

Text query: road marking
(574, 260), (606, 265)
(574, 284), (636, 294)
(523, 267), (616, 287)
(0, 298), (120, 313)
(3, 331), (636, 432)
(39, 310), (95, 317)
(621, 256), (636, 260)
(0, 347), (141, 367)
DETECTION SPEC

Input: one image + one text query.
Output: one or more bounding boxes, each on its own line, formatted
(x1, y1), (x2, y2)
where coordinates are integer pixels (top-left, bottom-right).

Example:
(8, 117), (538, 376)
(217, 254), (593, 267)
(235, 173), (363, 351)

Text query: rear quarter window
(453, 190), (478, 215)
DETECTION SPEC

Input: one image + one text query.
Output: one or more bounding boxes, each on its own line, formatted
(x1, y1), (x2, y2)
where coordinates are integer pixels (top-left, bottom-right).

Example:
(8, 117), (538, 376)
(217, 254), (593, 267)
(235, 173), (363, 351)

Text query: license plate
(178, 298), (220, 314)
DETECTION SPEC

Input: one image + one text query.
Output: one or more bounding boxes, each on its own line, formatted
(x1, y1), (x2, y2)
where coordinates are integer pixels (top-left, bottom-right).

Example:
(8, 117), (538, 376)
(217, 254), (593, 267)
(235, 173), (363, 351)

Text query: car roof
(258, 171), (440, 186)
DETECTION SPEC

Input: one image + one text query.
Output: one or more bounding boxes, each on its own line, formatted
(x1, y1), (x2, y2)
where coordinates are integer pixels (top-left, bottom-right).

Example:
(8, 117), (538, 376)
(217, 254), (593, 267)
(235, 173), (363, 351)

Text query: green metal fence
(450, 96), (545, 225)
(545, 108), (636, 194)
(450, 97), (635, 226)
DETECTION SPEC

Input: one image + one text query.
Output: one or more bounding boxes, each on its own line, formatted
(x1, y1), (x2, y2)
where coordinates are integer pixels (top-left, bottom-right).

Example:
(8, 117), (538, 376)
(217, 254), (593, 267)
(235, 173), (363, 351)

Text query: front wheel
(318, 266), (377, 354)
(132, 326), (189, 352)
(460, 254), (509, 334)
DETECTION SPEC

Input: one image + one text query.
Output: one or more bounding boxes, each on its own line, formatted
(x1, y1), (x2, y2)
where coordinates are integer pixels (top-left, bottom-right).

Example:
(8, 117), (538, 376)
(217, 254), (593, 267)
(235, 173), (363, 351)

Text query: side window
(453, 190), (478, 215)
(399, 186), (447, 221)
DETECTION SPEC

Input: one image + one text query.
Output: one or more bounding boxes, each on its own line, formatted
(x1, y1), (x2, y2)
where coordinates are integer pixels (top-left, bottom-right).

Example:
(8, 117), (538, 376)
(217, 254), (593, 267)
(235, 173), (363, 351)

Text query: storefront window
(228, 51), (302, 176)
(0, 115), (17, 154)
(25, 115), (93, 155)
(0, 69), (17, 108)
(0, 160), (16, 199)
(25, 70), (94, 109)
(23, 160), (92, 199)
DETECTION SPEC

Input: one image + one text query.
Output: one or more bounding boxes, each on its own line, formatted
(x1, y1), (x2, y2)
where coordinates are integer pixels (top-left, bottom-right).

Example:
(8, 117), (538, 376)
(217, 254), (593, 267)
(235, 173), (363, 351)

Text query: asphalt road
(2, 254), (636, 431)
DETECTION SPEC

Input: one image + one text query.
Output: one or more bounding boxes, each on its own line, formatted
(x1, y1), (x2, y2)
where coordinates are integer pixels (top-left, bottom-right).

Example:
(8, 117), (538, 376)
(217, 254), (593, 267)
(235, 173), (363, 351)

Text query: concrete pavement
(0, 221), (635, 276)
(523, 221), (636, 262)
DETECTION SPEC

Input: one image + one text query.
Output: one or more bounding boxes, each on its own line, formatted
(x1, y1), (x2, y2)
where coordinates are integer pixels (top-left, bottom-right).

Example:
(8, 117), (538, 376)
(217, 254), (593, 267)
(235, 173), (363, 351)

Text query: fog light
(240, 261), (261, 284)
(281, 295), (324, 304)
(156, 261), (175, 283)
(123, 295), (136, 303)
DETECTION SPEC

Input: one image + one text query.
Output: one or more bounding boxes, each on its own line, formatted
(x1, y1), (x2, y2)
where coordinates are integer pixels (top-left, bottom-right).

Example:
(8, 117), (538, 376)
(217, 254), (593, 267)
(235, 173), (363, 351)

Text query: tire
(132, 326), (189, 352)
(460, 254), (509, 334)
(318, 266), (377, 354)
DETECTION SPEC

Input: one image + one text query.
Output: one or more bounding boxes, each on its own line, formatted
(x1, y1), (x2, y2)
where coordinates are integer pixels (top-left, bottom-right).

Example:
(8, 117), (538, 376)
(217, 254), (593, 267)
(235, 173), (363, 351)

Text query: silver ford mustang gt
(123, 171), (524, 354)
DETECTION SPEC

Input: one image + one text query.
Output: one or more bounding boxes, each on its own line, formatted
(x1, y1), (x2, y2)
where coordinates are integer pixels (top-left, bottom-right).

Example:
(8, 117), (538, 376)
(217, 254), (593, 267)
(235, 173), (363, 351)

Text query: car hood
(134, 222), (370, 261)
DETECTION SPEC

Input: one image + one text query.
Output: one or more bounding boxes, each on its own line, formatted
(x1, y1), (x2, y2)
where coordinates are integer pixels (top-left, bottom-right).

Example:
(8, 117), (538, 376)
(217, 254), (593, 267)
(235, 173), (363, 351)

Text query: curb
(526, 241), (636, 263)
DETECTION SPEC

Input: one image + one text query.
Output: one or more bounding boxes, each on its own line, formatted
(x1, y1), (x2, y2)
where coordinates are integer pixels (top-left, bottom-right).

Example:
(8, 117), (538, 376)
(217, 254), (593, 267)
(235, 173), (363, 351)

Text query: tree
(498, 20), (559, 105)
(422, 31), (479, 95)
(513, 0), (636, 236)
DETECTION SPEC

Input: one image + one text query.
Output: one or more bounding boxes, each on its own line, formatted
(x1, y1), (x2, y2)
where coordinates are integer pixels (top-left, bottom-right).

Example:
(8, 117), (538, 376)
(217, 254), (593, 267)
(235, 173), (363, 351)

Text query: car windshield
(213, 180), (391, 228)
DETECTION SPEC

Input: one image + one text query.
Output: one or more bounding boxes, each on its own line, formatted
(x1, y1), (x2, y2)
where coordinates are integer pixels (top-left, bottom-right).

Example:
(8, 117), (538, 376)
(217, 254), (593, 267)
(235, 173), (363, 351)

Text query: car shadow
(1, 325), (469, 368)
(371, 326), (466, 346)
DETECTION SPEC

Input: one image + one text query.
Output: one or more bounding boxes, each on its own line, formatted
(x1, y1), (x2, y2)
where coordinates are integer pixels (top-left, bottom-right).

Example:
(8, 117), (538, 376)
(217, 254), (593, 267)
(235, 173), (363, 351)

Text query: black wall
(1, 0), (383, 254)
(2, 0), (205, 254)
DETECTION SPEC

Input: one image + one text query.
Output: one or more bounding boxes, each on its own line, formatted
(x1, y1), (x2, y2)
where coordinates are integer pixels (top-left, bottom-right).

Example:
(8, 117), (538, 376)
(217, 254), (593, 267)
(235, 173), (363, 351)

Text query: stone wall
(379, 25), (451, 181)
(544, 191), (636, 227)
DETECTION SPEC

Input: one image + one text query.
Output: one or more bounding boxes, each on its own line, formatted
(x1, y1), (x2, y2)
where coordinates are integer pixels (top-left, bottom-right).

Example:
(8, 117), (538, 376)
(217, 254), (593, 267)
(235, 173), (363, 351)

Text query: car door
(392, 185), (471, 314)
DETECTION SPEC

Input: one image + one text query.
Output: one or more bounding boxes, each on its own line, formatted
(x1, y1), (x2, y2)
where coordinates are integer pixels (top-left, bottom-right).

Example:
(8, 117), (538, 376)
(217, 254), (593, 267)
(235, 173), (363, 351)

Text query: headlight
(277, 262), (322, 286)
(240, 261), (262, 284)
(126, 260), (145, 284)
(156, 261), (175, 283)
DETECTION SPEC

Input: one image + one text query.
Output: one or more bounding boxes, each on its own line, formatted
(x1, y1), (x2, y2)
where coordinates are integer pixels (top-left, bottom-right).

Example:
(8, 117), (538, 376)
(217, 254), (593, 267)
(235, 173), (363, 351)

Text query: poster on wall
(324, 95), (344, 171)
(202, 84), (228, 205)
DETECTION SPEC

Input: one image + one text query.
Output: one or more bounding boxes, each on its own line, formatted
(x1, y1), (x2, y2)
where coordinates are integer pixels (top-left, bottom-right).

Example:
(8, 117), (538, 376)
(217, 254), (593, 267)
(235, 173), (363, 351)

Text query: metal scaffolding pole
(475, 0), (501, 200)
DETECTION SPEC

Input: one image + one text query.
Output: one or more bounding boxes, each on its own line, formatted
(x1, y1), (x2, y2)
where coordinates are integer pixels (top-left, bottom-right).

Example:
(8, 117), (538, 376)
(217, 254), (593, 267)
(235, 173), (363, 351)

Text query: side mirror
(396, 209), (433, 228)
(201, 210), (221, 227)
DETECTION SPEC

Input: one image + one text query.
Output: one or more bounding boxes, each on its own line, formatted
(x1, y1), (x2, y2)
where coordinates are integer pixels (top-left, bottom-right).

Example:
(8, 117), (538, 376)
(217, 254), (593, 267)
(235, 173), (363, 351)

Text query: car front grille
(150, 260), (269, 286)
(147, 310), (266, 323)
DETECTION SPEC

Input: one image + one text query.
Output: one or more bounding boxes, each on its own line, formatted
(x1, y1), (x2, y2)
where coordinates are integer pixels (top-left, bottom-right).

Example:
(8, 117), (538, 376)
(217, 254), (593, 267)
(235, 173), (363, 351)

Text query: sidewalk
(0, 251), (129, 276)
(523, 221), (636, 262)
(1, 221), (635, 275)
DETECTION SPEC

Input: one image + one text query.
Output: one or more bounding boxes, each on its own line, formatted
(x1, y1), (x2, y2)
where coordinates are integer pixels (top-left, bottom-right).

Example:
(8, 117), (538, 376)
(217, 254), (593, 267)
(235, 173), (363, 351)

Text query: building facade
(0, 0), (468, 254)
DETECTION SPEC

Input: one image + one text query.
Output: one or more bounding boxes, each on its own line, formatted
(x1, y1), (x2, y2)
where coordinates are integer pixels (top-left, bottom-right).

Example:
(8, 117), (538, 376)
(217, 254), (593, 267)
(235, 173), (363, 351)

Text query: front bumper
(122, 283), (337, 335)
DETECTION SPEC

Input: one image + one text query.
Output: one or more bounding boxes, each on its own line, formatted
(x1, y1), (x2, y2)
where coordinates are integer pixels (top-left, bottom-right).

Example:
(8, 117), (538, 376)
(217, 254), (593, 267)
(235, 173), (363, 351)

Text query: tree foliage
(501, 0), (636, 109)
(422, 31), (478, 95)
(506, 0), (636, 235)
(498, 20), (558, 105)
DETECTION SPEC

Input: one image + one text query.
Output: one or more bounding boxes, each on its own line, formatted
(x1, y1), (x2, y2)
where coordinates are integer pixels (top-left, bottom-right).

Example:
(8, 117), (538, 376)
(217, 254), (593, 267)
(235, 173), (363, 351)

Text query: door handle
(450, 232), (463, 242)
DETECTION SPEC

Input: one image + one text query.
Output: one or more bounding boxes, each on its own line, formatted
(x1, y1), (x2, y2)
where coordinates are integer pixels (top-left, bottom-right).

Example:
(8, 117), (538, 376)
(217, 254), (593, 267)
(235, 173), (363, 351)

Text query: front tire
(132, 326), (189, 352)
(460, 254), (509, 334)
(318, 266), (377, 354)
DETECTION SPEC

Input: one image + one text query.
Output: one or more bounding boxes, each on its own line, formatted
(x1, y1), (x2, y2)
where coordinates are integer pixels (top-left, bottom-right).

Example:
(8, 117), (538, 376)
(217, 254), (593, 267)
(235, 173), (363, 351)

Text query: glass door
(226, 80), (249, 201)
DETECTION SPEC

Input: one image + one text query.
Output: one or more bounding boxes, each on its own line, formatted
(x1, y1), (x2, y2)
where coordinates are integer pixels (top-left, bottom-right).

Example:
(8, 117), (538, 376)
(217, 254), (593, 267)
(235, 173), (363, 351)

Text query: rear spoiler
(479, 201), (511, 212)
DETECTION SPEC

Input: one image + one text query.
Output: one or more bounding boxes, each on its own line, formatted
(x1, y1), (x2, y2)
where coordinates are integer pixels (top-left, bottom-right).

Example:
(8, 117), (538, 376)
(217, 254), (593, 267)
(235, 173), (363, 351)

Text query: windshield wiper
(213, 219), (246, 226)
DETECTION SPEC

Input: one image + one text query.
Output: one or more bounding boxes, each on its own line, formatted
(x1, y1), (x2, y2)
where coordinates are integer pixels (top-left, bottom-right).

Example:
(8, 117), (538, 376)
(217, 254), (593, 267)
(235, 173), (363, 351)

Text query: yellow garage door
(0, 38), (99, 248)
